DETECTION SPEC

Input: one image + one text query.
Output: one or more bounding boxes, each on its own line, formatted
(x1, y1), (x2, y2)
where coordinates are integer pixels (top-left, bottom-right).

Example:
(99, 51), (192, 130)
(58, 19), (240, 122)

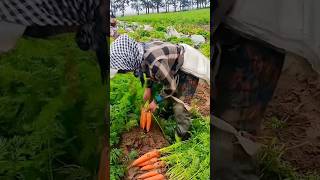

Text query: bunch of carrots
(130, 149), (167, 180)
(140, 101), (152, 132)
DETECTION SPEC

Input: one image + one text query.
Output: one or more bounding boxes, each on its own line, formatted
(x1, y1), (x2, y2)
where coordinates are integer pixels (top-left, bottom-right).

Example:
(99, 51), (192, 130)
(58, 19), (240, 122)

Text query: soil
(192, 79), (210, 117)
(119, 124), (169, 180)
(260, 54), (320, 173)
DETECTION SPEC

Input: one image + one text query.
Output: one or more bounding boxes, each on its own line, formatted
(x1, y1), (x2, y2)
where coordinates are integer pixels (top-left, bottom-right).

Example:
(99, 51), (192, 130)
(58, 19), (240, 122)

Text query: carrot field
(110, 9), (210, 180)
(0, 34), (106, 179)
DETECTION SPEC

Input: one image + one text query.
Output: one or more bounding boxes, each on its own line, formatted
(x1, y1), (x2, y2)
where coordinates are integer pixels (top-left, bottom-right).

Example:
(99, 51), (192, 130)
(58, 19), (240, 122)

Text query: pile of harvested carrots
(130, 150), (166, 180)
(140, 102), (152, 132)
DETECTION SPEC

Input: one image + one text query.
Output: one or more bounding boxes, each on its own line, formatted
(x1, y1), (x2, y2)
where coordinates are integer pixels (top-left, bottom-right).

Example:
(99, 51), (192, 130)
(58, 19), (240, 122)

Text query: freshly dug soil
(119, 124), (169, 180)
(261, 54), (320, 173)
(192, 79), (210, 117)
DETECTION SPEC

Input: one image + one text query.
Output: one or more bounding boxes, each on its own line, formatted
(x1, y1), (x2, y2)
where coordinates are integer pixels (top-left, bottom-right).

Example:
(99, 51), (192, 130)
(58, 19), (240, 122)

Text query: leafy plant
(0, 34), (105, 179)
(160, 116), (210, 179)
(110, 74), (143, 179)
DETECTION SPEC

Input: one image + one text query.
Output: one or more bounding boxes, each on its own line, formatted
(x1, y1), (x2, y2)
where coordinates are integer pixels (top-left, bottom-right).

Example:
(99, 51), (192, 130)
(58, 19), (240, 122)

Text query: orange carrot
(137, 157), (158, 167)
(144, 174), (165, 180)
(140, 108), (147, 129)
(141, 161), (166, 171)
(137, 170), (161, 179)
(131, 150), (160, 167)
(146, 111), (152, 132)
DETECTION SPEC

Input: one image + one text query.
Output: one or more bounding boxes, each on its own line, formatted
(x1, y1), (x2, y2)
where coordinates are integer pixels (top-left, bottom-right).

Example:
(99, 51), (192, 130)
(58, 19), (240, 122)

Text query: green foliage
(160, 116), (210, 180)
(119, 9), (210, 27)
(258, 138), (320, 180)
(138, 30), (150, 37)
(117, 28), (127, 34)
(154, 25), (167, 32)
(149, 31), (166, 40)
(0, 34), (105, 179)
(110, 74), (143, 147)
(166, 37), (193, 45)
(110, 74), (143, 179)
(128, 150), (138, 161)
(199, 42), (210, 58)
(267, 116), (287, 129)
(110, 148), (125, 180)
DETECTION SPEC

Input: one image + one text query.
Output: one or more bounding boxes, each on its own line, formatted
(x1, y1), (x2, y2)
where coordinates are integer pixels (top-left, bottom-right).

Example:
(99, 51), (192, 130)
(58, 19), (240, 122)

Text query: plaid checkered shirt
(141, 41), (185, 100)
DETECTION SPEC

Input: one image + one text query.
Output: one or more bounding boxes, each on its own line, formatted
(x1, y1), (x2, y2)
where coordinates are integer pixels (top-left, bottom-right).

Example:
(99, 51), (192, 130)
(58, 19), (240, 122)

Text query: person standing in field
(110, 34), (210, 141)
(110, 12), (119, 39)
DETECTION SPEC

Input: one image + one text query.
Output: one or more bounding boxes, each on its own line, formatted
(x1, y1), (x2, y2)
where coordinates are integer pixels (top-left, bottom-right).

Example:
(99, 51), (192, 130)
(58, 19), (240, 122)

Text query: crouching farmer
(110, 34), (210, 141)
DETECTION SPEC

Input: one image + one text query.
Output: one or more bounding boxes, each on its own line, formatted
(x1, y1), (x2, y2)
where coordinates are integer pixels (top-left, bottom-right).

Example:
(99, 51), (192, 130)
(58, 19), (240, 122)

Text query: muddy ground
(261, 54), (320, 173)
(192, 79), (210, 117)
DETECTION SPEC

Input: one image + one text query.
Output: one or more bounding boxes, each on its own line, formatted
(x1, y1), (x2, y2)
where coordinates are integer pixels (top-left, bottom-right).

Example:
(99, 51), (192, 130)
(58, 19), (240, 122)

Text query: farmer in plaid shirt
(110, 34), (201, 141)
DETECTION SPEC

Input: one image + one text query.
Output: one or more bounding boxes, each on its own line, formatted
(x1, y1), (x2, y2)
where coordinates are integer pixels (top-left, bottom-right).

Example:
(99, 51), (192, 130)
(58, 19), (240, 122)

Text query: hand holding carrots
(143, 88), (152, 101)
(148, 100), (158, 113)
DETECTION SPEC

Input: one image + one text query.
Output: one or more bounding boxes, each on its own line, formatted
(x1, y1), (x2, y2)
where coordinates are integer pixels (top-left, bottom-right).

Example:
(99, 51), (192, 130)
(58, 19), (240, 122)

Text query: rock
(125, 27), (134, 33)
(190, 35), (205, 45)
(126, 22), (136, 29)
(117, 20), (125, 28)
(130, 22), (139, 30)
(166, 26), (180, 38)
(144, 25), (153, 31)
(180, 34), (190, 38)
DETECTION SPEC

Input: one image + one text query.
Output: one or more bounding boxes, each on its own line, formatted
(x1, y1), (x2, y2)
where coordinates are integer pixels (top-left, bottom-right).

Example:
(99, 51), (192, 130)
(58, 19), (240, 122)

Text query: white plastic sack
(180, 43), (210, 84)
(110, 68), (118, 79)
(0, 21), (26, 53)
(225, 0), (320, 74)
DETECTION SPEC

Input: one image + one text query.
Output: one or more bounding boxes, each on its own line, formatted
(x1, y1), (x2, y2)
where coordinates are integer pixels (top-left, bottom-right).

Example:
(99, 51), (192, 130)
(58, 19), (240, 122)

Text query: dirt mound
(120, 124), (169, 180)
(261, 54), (320, 173)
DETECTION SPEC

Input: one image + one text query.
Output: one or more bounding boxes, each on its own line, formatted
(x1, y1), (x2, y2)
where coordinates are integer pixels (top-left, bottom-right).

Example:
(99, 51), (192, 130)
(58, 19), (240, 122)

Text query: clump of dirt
(119, 124), (169, 180)
(192, 79), (210, 117)
(261, 54), (320, 173)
